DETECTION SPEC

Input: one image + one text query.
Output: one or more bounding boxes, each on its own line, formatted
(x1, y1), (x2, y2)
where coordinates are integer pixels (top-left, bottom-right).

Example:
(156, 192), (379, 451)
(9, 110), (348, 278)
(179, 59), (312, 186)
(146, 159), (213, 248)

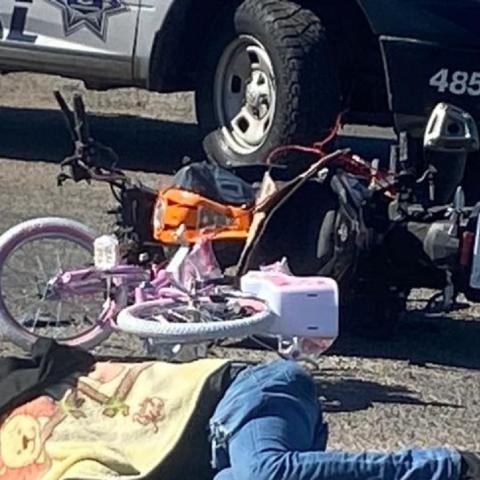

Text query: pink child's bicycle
(0, 94), (338, 359)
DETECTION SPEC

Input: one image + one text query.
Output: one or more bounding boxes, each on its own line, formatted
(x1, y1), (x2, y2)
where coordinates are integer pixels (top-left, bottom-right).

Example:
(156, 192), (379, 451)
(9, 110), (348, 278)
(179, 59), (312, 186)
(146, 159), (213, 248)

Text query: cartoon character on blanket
(0, 359), (227, 480)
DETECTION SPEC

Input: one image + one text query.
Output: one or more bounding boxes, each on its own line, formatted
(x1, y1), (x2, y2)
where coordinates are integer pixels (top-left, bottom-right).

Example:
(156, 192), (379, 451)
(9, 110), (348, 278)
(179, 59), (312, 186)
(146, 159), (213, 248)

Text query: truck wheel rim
(214, 35), (277, 155)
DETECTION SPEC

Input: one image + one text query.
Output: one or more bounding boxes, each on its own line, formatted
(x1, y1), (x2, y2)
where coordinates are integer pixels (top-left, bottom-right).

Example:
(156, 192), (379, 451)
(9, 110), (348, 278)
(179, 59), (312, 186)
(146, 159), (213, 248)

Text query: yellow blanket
(0, 358), (228, 480)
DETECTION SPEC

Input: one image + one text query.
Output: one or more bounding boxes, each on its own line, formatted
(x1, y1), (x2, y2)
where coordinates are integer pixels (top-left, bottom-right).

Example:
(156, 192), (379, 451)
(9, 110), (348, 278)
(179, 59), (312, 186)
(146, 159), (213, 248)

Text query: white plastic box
(94, 235), (120, 271)
(240, 271), (339, 340)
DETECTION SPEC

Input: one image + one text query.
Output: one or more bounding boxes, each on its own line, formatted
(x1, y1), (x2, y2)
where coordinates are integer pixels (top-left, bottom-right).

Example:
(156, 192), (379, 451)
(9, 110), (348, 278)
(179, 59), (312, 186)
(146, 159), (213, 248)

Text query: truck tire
(196, 0), (341, 167)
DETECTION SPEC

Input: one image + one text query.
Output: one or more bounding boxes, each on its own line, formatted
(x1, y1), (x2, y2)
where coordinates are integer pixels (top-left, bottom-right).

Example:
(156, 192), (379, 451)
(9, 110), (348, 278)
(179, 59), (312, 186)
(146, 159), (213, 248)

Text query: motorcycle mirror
(424, 102), (479, 153)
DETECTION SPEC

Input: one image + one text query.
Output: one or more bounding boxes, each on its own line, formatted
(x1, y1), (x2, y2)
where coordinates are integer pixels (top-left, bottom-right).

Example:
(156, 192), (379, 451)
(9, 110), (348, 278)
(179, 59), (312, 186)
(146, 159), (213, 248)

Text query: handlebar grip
(54, 91), (77, 142)
(73, 94), (90, 143)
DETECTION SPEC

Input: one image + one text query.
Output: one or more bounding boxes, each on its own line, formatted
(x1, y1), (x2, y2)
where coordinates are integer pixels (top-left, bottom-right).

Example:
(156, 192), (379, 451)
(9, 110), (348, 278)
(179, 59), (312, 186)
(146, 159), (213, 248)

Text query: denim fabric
(209, 360), (462, 480)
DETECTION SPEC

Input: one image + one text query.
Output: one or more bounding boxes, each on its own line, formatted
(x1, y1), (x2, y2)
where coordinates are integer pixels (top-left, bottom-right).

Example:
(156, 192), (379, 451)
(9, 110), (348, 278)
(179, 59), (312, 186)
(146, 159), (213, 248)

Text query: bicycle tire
(116, 295), (275, 343)
(0, 217), (110, 351)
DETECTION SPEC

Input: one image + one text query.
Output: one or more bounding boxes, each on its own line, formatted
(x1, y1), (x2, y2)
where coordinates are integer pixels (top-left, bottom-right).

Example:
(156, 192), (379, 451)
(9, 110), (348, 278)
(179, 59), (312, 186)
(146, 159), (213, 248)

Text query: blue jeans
(209, 360), (462, 480)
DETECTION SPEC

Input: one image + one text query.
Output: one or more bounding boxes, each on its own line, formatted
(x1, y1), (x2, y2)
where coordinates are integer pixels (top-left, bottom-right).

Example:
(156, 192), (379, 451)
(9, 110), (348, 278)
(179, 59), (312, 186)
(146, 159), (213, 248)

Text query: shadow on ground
(0, 106), (396, 174)
(331, 309), (480, 370)
(0, 106), (203, 173)
(313, 375), (460, 413)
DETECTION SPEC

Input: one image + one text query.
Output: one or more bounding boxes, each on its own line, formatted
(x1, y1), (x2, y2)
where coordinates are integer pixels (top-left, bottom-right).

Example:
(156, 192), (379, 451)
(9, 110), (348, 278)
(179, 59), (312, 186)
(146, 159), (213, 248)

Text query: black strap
(460, 451), (480, 480)
(0, 339), (95, 417)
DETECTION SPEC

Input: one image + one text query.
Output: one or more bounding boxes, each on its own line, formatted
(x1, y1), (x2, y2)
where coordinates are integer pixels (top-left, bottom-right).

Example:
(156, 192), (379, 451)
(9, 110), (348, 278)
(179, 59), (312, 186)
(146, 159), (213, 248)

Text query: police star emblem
(48, 0), (128, 40)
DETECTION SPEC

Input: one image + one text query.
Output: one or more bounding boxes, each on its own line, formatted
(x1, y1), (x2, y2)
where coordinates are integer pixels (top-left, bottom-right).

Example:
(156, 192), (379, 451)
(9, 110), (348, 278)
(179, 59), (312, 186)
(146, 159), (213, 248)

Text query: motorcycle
(237, 103), (480, 337)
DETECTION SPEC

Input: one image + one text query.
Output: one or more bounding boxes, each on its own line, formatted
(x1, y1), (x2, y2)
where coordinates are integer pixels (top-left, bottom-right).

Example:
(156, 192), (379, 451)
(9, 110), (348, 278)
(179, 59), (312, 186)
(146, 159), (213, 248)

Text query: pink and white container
(240, 270), (339, 341)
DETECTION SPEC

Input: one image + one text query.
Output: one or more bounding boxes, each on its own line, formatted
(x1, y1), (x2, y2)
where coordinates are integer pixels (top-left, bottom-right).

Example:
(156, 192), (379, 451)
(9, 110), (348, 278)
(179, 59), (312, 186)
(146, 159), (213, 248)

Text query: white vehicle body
(0, 0), (178, 86)
(0, 0), (348, 169)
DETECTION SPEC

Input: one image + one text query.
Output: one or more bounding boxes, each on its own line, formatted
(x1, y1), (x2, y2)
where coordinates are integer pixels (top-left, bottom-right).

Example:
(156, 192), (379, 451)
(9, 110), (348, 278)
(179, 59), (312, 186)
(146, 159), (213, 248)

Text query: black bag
(172, 162), (255, 206)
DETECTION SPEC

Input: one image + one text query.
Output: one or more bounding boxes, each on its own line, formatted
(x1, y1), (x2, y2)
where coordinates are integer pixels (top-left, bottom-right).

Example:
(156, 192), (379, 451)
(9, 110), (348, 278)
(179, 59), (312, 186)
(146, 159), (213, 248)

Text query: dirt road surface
(0, 73), (479, 454)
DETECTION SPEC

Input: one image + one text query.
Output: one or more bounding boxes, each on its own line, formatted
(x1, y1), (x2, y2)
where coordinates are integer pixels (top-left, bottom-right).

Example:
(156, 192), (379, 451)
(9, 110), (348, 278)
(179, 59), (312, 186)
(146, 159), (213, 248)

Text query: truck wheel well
(150, 0), (390, 121)
(149, 0), (238, 92)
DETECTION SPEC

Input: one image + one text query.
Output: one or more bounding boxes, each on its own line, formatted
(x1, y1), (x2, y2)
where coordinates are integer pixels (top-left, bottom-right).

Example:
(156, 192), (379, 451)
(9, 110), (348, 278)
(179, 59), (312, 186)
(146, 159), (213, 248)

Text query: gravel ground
(0, 73), (479, 454)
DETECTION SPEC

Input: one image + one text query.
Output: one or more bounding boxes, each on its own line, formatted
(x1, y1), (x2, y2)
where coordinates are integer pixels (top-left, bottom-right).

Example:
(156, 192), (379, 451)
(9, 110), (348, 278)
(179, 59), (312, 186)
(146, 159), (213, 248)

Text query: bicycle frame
(48, 262), (190, 329)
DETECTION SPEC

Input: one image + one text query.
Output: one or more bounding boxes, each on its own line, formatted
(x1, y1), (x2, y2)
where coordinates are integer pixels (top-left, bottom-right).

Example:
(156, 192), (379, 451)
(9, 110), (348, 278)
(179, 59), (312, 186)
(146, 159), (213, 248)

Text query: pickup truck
(1, 0), (480, 185)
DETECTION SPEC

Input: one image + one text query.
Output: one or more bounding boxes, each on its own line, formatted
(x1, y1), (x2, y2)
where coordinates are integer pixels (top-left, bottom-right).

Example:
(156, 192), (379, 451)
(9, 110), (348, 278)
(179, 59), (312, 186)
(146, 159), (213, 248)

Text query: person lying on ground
(0, 342), (478, 480)
(208, 360), (479, 480)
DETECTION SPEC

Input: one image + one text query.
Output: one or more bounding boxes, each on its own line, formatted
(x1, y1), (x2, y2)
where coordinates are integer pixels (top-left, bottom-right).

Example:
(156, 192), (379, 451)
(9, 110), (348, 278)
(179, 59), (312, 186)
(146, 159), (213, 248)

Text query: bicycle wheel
(116, 292), (274, 343)
(0, 217), (110, 350)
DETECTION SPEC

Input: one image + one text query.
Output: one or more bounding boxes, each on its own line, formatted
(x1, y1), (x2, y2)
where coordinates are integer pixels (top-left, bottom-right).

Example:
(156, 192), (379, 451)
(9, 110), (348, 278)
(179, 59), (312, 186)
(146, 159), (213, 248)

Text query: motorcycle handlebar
(57, 154), (129, 188)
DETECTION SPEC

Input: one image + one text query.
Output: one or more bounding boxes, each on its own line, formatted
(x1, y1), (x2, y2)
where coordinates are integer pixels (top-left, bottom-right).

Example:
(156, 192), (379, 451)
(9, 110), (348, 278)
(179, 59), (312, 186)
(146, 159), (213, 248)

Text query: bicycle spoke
(5, 293), (41, 305)
(55, 250), (63, 275)
(200, 310), (224, 323)
(60, 240), (68, 270)
(145, 300), (232, 325)
(31, 300), (45, 332)
(165, 309), (191, 323)
(1, 234), (105, 341)
(2, 263), (31, 278)
(16, 297), (47, 320)
(6, 246), (36, 265)
(35, 255), (49, 282)
(56, 300), (63, 328)
(1, 280), (33, 292)
(56, 296), (100, 324)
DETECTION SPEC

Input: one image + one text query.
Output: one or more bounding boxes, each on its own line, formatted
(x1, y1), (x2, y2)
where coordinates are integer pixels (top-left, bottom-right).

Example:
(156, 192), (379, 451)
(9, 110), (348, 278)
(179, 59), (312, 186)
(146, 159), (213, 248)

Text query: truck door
(356, 0), (480, 46)
(356, 0), (480, 126)
(0, 0), (140, 84)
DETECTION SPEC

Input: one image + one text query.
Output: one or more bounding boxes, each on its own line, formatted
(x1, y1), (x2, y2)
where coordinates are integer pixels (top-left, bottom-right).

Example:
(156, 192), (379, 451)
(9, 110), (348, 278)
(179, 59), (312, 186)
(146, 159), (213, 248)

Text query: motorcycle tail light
(196, 206), (233, 230)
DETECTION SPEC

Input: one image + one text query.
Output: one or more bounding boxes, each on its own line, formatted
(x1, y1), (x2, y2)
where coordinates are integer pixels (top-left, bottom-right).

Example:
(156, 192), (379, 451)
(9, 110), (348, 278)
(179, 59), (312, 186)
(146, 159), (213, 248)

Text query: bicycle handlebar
(54, 91), (133, 189)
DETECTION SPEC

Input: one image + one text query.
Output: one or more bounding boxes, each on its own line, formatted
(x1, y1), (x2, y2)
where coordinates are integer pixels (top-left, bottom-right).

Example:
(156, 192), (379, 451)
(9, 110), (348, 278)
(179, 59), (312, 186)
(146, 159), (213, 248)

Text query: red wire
(264, 112), (396, 194)
(313, 112), (345, 152)
(266, 112), (344, 165)
(265, 144), (323, 165)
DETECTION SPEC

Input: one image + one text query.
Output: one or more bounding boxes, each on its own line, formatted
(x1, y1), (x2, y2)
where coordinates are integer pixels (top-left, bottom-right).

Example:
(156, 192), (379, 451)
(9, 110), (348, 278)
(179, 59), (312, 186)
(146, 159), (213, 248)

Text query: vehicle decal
(45, 0), (128, 40)
(429, 69), (480, 97)
(0, 0), (38, 44)
(7, 5), (37, 43)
